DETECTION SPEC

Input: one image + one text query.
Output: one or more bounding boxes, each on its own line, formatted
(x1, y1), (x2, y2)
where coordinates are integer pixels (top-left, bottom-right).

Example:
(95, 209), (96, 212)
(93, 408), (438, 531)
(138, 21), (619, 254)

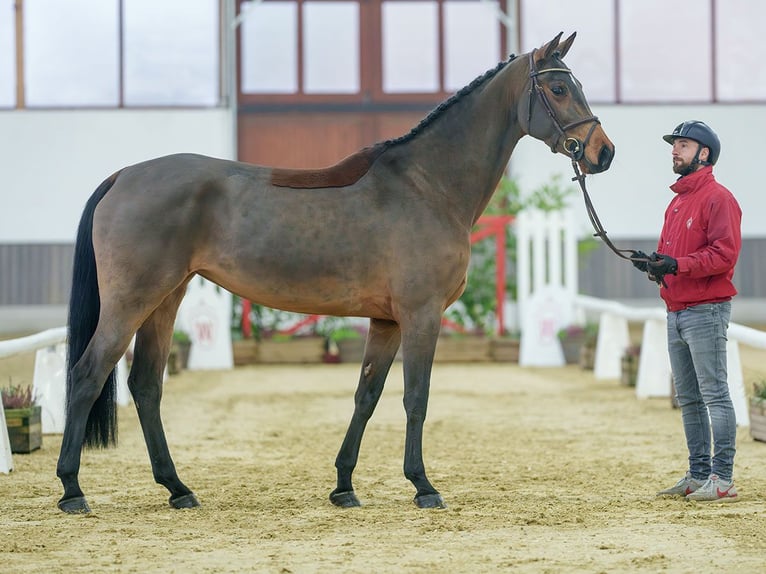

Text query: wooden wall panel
(237, 111), (431, 168)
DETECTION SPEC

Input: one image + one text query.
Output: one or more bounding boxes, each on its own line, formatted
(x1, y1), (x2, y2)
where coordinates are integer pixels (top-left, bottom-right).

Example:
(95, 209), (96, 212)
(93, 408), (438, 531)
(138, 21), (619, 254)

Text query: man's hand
(630, 250), (650, 272)
(648, 253), (678, 276)
(646, 252), (678, 288)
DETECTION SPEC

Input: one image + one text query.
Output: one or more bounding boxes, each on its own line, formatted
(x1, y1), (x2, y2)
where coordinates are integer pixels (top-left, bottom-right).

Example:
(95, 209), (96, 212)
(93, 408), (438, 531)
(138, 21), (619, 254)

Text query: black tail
(67, 172), (121, 449)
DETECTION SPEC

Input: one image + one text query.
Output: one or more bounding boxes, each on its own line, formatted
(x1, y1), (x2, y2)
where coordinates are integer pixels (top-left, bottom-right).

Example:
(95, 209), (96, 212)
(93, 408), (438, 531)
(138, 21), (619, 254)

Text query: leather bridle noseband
(527, 51), (600, 161)
(527, 50), (650, 266)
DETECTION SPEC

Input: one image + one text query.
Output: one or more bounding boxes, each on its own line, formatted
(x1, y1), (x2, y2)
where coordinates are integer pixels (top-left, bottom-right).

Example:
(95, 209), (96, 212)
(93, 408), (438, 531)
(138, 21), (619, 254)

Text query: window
(14, 0), (222, 108)
(520, 0), (766, 103)
(24, 0), (119, 107)
(619, 0), (712, 102)
(240, 0), (507, 103)
(123, 0), (220, 106)
(520, 0), (615, 102)
(0, 0), (15, 107)
(716, 0), (766, 102)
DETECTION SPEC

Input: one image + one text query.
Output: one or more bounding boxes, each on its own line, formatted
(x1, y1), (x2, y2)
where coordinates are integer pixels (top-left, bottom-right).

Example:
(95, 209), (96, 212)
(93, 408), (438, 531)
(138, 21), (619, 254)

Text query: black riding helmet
(663, 120), (721, 165)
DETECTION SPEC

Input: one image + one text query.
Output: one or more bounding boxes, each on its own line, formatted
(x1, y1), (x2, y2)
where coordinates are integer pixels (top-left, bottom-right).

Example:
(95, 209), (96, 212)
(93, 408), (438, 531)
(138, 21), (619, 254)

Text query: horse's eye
(551, 85), (567, 96)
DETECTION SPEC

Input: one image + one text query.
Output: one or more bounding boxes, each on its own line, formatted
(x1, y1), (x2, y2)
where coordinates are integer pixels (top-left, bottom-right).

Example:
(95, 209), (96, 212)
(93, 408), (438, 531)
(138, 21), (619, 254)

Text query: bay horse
(57, 32), (614, 514)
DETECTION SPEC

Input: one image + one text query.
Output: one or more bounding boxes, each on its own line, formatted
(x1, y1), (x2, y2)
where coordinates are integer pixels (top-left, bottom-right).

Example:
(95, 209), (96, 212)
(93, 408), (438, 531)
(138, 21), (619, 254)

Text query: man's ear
(699, 145), (710, 162)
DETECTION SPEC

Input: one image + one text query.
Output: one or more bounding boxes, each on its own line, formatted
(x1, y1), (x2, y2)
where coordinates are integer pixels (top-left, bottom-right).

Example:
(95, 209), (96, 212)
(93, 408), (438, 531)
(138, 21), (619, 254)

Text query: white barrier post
(519, 285), (572, 367)
(726, 339), (749, 427)
(176, 277), (234, 370)
(593, 312), (630, 380)
(33, 343), (67, 434)
(635, 318), (672, 398)
(0, 406), (13, 473)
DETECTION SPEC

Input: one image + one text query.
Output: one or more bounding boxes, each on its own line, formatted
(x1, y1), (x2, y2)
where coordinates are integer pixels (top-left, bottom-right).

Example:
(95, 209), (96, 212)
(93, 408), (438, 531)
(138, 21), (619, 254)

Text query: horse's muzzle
(584, 143), (614, 174)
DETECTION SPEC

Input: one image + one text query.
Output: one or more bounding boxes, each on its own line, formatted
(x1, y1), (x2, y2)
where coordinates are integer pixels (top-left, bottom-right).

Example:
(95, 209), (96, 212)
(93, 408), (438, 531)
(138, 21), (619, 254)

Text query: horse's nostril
(598, 145), (614, 170)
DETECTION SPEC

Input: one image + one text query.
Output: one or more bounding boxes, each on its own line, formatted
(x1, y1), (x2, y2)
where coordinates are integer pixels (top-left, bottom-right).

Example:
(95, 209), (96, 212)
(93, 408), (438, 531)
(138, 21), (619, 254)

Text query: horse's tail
(67, 171), (121, 449)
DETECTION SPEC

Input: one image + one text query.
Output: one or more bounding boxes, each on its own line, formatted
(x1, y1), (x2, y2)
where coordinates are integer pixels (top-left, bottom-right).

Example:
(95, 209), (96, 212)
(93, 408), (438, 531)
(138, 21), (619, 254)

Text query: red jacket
(656, 166), (742, 312)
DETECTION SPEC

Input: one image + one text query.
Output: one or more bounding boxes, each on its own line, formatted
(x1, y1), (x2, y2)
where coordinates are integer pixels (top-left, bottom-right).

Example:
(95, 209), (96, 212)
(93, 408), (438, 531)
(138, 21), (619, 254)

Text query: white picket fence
(575, 294), (766, 428)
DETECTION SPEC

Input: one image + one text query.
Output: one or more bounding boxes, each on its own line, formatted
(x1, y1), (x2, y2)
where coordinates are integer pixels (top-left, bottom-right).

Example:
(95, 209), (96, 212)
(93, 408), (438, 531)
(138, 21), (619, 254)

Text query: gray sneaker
(657, 472), (706, 497)
(685, 474), (739, 503)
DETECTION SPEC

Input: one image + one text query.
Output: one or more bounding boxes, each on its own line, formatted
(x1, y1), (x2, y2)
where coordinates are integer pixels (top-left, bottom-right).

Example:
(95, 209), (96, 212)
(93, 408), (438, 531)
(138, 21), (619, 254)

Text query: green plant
(445, 174), (577, 335)
(172, 330), (191, 344)
(753, 380), (766, 401)
(557, 322), (598, 343)
(1, 382), (37, 409)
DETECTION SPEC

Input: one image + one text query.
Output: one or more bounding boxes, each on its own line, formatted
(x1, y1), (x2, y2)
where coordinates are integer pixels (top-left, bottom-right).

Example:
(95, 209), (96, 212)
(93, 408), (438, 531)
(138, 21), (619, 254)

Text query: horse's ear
(541, 32), (564, 60)
(556, 32), (576, 59)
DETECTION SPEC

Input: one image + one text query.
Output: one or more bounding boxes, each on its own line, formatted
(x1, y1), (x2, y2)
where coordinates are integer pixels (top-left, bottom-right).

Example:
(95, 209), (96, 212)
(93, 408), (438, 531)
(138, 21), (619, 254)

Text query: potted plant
(168, 329), (192, 374)
(557, 324), (586, 364)
(1, 382), (42, 453)
(750, 380), (766, 443)
(620, 344), (641, 387)
(328, 324), (366, 364)
(579, 323), (599, 370)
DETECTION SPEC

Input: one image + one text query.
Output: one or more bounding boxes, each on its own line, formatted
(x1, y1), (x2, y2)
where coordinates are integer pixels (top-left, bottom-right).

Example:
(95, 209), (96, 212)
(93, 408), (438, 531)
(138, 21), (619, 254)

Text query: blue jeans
(667, 302), (736, 481)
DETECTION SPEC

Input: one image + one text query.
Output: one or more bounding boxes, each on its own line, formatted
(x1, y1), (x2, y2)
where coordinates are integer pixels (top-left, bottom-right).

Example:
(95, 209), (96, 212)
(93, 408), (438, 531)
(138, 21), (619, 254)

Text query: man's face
(671, 137), (708, 175)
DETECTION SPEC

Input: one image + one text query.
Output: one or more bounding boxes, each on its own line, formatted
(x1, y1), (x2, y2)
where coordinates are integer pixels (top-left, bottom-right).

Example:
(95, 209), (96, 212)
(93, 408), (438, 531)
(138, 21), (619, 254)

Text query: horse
(56, 32), (614, 514)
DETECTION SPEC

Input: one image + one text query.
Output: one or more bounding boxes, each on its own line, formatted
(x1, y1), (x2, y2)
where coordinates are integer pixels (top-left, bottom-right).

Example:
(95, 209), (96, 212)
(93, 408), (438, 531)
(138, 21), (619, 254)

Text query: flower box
(256, 336), (325, 364)
(434, 336), (491, 363)
(750, 398), (766, 443)
(490, 337), (520, 363)
(4, 405), (42, 454)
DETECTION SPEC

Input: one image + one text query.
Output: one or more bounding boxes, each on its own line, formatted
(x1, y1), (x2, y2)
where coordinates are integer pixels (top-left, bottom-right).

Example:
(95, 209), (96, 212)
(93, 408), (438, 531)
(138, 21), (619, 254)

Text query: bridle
(526, 51), (599, 162)
(527, 50), (648, 265)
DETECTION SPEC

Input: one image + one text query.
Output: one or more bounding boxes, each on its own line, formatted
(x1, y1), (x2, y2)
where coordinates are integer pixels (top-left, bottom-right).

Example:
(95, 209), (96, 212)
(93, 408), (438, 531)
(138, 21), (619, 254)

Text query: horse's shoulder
(270, 144), (386, 189)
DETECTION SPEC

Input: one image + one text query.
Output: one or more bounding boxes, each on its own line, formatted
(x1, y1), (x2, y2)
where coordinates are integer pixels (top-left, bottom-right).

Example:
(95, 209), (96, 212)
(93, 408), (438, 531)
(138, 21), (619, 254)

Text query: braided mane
(270, 54), (519, 189)
(383, 54), (518, 148)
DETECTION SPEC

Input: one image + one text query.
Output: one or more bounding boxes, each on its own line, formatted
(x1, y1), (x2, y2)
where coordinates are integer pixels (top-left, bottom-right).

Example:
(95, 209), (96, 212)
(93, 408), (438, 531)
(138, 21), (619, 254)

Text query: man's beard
(673, 158), (695, 177)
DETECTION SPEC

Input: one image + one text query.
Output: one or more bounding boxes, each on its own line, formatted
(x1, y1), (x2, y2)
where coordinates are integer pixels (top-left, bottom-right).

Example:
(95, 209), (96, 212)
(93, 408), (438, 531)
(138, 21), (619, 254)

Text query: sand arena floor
(2, 348), (766, 573)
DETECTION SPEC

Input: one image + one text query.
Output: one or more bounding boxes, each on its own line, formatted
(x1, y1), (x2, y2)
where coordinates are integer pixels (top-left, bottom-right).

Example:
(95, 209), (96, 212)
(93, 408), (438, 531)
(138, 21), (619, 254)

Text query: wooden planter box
(579, 345), (596, 370)
(233, 339), (259, 366)
(434, 336), (491, 363)
(750, 399), (766, 443)
(490, 338), (520, 363)
(337, 338), (365, 364)
(621, 354), (639, 387)
(256, 336), (325, 364)
(4, 405), (42, 454)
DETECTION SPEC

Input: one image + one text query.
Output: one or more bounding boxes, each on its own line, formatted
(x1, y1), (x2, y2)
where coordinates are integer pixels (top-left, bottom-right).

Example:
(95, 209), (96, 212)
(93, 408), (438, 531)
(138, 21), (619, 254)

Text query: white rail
(574, 295), (766, 427)
(0, 326), (67, 359)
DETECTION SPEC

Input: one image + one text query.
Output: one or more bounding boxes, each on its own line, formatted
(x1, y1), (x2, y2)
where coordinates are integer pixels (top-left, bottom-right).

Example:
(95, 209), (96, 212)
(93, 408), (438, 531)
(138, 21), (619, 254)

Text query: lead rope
(569, 159), (636, 260)
(569, 159), (667, 286)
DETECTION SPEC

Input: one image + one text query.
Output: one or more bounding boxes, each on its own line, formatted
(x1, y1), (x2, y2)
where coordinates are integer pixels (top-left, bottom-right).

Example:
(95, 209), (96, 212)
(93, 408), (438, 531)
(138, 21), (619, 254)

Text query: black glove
(647, 252), (678, 288)
(630, 250), (649, 272)
(648, 253), (678, 276)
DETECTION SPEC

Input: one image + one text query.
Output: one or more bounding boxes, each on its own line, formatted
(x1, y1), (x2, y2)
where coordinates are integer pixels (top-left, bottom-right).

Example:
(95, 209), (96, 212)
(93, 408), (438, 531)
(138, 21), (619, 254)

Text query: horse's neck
(384, 64), (526, 225)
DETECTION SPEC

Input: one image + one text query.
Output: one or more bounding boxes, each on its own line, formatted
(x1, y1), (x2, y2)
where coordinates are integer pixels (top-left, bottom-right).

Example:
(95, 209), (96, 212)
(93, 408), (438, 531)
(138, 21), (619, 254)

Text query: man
(631, 121), (742, 502)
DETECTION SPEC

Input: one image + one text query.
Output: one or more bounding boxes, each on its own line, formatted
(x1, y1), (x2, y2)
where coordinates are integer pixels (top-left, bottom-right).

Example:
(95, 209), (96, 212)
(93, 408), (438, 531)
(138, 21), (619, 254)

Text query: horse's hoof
(58, 496), (91, 514)
(169, 493), (200, 509)
(330, 489), (361, 508)
(414, 493), (446, 509)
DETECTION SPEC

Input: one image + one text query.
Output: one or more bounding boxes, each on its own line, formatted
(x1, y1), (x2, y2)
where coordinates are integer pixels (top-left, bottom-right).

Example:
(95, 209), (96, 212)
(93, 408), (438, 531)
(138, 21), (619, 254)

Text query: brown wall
(237, 111), (427, 168)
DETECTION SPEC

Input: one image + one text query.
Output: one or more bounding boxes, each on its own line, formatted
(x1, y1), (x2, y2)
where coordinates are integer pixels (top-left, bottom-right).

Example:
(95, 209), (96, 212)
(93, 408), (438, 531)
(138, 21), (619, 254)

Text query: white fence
(516, 209), (579, 366)
(575, 294), (766, 427)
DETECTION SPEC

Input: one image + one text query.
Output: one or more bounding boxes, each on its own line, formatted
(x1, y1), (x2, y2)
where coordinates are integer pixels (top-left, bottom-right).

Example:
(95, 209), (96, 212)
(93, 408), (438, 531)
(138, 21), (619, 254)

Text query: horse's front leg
(400, 309), (445, 509)
(330, 318), (401, 508)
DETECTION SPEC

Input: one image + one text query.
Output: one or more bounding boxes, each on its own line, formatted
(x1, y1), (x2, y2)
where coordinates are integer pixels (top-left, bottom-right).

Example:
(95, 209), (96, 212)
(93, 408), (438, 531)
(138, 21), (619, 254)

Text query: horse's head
(519, 32), (614, 174)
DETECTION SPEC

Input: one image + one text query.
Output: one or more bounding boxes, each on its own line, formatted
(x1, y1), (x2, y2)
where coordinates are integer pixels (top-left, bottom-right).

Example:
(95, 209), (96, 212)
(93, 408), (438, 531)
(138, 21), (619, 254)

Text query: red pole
(495, 221), (506, 336)
(241, 299), (252, 339)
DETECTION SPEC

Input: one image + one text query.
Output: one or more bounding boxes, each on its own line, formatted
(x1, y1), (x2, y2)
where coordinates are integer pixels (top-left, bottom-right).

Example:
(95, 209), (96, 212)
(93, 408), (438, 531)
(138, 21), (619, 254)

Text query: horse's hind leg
(129, 282), (199, 509)
(330, 318), (401, 508)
